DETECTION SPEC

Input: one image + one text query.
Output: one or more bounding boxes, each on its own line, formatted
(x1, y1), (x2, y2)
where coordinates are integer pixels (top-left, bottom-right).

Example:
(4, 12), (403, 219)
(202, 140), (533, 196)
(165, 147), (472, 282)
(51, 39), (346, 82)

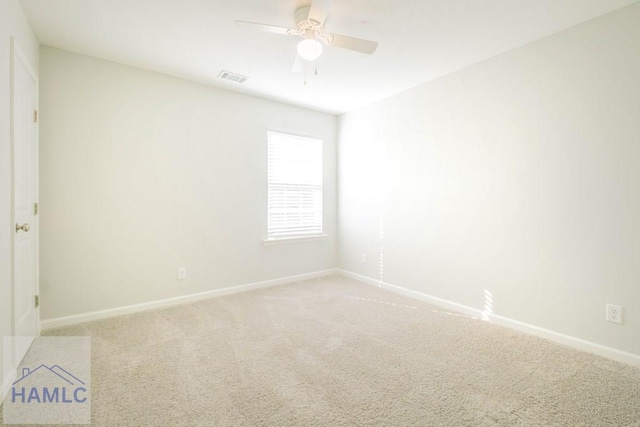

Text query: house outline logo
(11, 364), (88, 404)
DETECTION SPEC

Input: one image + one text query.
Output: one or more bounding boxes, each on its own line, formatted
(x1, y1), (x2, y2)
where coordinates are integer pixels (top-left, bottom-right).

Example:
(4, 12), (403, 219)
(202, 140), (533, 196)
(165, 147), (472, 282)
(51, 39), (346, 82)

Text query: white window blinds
(267, 131), (323, 239)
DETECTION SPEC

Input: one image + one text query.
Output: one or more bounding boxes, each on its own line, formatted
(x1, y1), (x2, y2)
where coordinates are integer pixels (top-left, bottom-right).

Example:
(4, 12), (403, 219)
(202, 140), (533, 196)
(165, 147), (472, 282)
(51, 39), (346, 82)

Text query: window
(267, 131), (323, 240)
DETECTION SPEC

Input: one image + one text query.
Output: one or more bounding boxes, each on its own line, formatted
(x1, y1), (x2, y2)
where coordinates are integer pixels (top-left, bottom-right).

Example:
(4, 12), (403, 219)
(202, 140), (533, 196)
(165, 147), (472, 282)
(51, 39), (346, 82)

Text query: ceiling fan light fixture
(297, 38), (323, 61)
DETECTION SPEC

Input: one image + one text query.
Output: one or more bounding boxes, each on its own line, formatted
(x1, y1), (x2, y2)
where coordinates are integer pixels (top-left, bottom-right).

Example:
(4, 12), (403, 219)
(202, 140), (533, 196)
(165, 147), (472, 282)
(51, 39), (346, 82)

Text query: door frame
(9, 35), (40, 367)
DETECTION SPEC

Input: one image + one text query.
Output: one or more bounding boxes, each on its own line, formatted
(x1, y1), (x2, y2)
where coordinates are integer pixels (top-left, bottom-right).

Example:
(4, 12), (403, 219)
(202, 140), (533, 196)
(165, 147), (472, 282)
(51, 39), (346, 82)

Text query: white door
(11, 37), (39, 365)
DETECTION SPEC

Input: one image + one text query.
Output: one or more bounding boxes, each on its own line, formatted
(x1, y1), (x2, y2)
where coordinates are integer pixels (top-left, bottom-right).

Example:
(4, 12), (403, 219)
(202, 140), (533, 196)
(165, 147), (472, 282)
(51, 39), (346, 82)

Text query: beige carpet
(3, 275), (640, 426)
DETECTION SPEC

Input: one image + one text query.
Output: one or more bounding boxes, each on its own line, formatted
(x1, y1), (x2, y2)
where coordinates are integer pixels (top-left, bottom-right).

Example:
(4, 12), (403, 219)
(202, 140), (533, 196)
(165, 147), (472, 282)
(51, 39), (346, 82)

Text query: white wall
(39, 47), (337, 321)
(0, 0), (39, 389)
(338, 3), (640, 356)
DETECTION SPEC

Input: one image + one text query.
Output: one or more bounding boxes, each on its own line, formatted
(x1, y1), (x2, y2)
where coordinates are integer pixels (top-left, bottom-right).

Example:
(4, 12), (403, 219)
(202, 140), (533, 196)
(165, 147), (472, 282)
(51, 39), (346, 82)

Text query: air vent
(217, 70), (248, 84)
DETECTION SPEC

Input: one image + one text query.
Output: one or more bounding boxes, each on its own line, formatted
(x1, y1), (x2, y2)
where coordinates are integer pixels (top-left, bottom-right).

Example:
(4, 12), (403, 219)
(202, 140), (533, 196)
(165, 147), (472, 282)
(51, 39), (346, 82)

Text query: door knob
(16, 223), (30, 233)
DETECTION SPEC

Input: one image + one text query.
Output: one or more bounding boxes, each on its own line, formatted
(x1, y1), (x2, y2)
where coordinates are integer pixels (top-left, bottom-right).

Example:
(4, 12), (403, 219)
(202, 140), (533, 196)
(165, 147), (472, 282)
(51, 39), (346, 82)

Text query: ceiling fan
(236, 0), (378, 71)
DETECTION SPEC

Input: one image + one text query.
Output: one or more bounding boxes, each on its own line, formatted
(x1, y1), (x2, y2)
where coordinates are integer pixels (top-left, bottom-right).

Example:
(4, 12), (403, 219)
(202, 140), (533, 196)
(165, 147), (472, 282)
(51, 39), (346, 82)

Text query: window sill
(262, 234), (329, 246)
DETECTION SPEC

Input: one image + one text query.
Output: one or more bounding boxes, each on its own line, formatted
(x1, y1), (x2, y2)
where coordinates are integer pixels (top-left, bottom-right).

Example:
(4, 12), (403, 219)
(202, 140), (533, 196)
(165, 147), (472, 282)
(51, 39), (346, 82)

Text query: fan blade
(308, 0), (333, 25)
(235, 20), (291, 35)
(328, 34), (378, 54)
(291, 55), (306, 73)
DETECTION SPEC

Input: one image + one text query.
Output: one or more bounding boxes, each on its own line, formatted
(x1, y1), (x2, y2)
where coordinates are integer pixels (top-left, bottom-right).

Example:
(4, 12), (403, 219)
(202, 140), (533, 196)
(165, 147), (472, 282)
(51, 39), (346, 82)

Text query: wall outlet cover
(606, 304), (623, 324)
(177, 267), (187, 280)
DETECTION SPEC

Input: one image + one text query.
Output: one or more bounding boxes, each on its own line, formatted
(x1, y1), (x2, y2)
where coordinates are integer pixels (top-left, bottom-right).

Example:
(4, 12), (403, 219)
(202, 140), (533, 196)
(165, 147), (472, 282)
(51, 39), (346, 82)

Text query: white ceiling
(21, 0), (639, 114)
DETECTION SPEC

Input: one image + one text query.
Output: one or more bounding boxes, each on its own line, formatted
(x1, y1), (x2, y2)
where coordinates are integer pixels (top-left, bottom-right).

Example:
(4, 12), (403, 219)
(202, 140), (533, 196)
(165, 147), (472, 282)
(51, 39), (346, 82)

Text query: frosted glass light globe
(297, 39), (323, 61)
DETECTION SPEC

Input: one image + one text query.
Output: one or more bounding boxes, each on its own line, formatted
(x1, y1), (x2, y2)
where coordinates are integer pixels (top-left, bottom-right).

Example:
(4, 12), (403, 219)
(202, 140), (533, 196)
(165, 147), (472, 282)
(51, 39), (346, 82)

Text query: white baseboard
(338, 269), (640, 368)
(340, 270), (482, 319)
(41, 269), (338, 330)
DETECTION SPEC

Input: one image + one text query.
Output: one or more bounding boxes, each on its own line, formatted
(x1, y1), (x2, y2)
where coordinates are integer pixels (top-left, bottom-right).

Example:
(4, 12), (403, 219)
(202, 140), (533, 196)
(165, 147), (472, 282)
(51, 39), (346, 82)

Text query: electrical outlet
(177, 267), (187, 280)
(361, 254), (367, 264)
(606, 304), (623, 324)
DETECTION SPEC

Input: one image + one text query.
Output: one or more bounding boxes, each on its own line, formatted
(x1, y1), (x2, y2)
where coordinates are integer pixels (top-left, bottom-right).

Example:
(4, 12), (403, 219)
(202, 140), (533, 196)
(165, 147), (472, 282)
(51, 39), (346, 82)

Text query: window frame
(264, 129), (326, 244)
